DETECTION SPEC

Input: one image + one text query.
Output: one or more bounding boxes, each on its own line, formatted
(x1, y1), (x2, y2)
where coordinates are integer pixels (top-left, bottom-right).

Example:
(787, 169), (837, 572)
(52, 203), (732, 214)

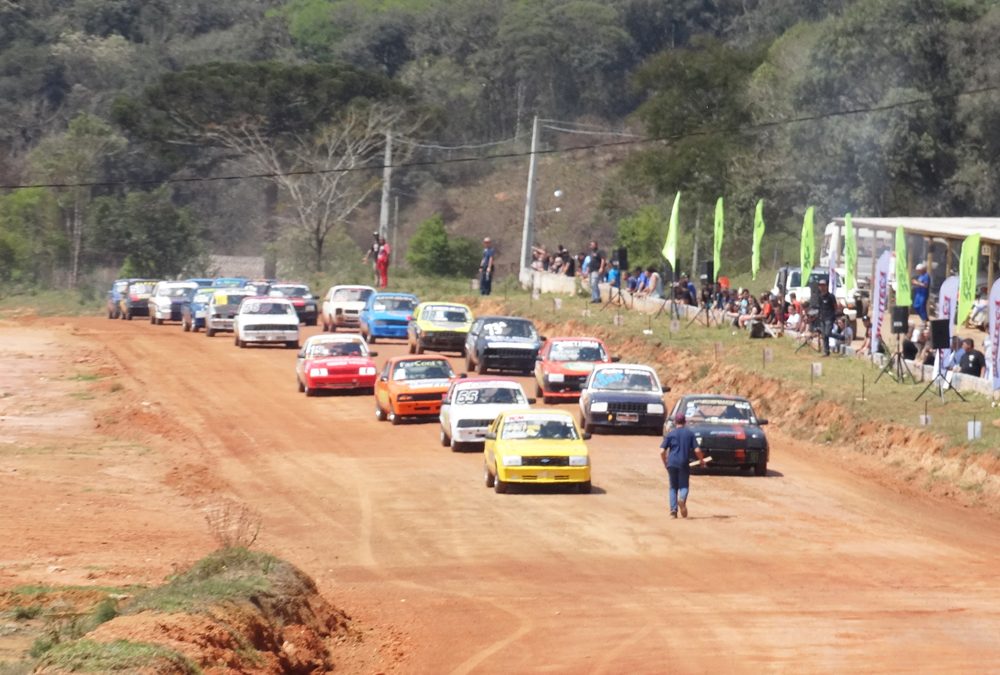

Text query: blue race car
(181, 287), (220, 332)
(212, 277), (249, 289)
(187, 277), (215, 288)
(359, 292), (419, 343)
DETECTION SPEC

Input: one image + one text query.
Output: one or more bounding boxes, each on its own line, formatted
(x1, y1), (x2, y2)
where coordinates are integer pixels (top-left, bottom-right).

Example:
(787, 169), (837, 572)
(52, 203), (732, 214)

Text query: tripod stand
(600, 278), (631, 311)
(915, 350), (966, 402)
(875, 334), (915, 384)
(686, 301), (719, 328)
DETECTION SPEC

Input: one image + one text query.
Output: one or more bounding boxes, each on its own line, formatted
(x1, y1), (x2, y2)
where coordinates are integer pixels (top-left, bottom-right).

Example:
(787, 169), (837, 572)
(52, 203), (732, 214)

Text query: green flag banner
(844, 213), (857, 291)
(957, 233), (981, 325)
(662, 191), (680, 273)
(752, 199), (765, 281)
(894, 226), (911, 307)
(800, 207), (815, 275)
(713, 197), (724, 282)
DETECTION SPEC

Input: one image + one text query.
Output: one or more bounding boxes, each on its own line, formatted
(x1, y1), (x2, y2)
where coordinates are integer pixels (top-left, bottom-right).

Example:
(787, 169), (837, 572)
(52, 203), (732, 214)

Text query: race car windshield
(374, 297), (416, 312)
(684, 399), (755, 423)
(424, 306), (470, 323)
(549, 341), (605, 362)
(482, 320), (535, 338)
(309, 342), (365, 357)
(243, 301), (294, 315)
(501, 418), (579, 440)
(270, 286), (309, 297)
(162, 287), (195, 298)
(129, 283), (154, 295)
(393, 360), (454, 381)
(591, 369), (656, 392)
(333, 288), (374, 302)
(455, 387), (526, 405)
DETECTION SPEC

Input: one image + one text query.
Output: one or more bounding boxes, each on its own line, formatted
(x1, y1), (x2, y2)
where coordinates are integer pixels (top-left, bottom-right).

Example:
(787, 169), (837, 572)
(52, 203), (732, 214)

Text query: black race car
(464, 316), (543, 375)
(578, 364), (669, 434)
(667, 395), (770, 476)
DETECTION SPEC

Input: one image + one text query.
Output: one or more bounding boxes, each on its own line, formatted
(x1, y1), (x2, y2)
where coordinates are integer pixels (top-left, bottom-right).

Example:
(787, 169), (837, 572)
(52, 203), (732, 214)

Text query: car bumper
(587, 411), (665, 430)
(294, 308), (317, 322)
(306, 374), (376, 390)
(370, 324), (409, 338)
(701, 447), (767, 468)
(154, 307), (183, 320)
(394, 400), (443, 417)
(241, 329), (299, 344)
(497, 465), (590, 483)
(125, 304), (149, 316)
(420, 333), (467, 350)
(333, 312), (360, 326)
(453, 426), (490, 443)
(208, 318), (235, 331)
(482, 352), (537, 371)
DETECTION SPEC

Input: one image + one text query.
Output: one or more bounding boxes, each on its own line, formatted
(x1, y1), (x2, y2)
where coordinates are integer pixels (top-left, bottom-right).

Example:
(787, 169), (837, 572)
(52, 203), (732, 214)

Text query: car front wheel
(375, 403), (386, 421)
(577, 481), (592, 494)
(754, 460), (768, 477)
(494, 469), (508, 494)
(484, 461), (495, 488)
(440, 428), (450, 447)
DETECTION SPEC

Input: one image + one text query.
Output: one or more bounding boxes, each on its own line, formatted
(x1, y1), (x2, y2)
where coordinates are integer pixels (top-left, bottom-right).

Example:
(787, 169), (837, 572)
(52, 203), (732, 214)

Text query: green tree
(615, 205), (666, 271)
(406, 214), (478, 276)
(0, 188), (64, 285)
(28, 114), (126, 288)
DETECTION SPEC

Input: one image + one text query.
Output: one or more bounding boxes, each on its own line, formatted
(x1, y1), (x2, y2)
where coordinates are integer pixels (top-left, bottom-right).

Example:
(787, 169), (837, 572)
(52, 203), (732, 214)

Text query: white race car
(321, 285), (376, 332)
(439, 377), (533, 451)
(233, 296), (300, 349)
(148, 281), (198, 325)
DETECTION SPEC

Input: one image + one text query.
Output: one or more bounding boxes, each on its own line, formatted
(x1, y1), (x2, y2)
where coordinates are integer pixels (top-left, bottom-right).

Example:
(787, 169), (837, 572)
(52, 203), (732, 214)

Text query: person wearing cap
(911, 262), (931, 322)
(659, 413), (706, 519)
(815, 278), (839, 356)
(479, 237), (495, 296)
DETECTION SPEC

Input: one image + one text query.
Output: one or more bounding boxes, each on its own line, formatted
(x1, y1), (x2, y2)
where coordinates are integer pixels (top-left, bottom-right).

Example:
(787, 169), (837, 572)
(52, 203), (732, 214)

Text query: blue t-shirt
(660, 427), (699, 468)
(481, 247), (495, 271)
(913, 272), (930, 308)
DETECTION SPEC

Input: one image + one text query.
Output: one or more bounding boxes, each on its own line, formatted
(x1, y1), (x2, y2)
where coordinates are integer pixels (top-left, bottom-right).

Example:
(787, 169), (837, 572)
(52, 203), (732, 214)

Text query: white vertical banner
(871, 250), (893, 356)
(989, 278), (1000, 390)
(936, 275), (960, 370)
(827, 226), (840, 299)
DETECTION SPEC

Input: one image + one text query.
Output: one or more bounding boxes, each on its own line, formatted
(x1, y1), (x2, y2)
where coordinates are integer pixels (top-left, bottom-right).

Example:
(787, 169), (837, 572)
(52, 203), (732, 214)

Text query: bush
(406, 214), (479, 277)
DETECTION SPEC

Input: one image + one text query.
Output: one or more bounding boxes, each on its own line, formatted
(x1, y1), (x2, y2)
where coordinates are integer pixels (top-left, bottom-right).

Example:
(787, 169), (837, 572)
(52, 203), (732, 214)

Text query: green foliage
(406, 214), (479, 277)
(615, 205), (666, 270)
(12, 605), (43, 620)
(28, 596), (121, 660)
(36, 639), (198, 673)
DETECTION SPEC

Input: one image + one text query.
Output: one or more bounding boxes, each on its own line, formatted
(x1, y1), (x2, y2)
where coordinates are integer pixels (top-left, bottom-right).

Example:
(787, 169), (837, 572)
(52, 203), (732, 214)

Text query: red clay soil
(2, 315), (1000, 672)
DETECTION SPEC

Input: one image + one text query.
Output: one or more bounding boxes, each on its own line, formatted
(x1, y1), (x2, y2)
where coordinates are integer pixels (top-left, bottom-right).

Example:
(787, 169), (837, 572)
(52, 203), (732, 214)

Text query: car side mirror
(368, 350), (378, 357)
(662, 385), (671, 393)
(582, 431), (592, 440)
(758, 419), (769, 425)
(484, 432), (496, 440)
(379, 375), (387, 382)
(611, 355), (621, 362)
(526, 397), (537, 404)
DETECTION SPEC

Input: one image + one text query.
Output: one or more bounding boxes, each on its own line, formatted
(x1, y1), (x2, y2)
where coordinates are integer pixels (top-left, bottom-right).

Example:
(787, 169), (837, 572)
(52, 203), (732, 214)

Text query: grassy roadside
(0, 288), (105, 318)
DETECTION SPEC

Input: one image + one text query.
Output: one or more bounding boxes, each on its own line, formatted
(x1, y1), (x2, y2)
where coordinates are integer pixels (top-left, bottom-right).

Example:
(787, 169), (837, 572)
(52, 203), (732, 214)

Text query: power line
(395, 133), (526, 150)
(3, 83), (999, 191)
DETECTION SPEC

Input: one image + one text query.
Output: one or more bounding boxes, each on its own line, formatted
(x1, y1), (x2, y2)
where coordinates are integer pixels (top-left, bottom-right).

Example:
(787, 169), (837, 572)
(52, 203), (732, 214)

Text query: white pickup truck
(233, 297), (300, 349)
(772, 267), (863, 314)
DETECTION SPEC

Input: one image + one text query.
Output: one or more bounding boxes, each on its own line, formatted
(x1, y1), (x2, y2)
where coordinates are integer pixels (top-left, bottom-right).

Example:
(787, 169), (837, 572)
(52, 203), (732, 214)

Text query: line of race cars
(107, 277), (771, 493)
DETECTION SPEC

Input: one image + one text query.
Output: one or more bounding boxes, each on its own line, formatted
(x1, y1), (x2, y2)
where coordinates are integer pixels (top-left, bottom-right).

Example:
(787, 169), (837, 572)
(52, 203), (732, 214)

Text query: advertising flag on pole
(662, 191), (680, 274)
(989, 278), (1000, 390)
(800, 207), (815, 276)
(844, 213), (857, 291)
(713, 197), (724, 282)
(871, 250), (893, 357)
(827, 225), (840, 298)
(957, 234), (981, 325)
(894, 226), (911, 307)
(751, 199), (765, 281)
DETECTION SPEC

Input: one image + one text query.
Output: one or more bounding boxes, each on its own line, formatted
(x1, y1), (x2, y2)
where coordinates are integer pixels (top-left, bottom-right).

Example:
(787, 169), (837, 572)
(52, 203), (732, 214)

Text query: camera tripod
(600, 279), (632, 311)
(875, 334), (915, 384)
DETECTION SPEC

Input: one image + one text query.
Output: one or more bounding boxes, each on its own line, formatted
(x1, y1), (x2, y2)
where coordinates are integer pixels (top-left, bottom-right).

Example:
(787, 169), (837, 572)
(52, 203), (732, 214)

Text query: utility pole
(519, 115), (540, 275)
(379, 130), (392, 239)
(392, 195), (399, 267)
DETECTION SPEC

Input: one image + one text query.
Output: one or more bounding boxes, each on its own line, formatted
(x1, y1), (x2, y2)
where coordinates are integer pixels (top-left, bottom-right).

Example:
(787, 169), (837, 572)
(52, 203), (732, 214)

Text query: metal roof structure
(829, 217), (1000, 245)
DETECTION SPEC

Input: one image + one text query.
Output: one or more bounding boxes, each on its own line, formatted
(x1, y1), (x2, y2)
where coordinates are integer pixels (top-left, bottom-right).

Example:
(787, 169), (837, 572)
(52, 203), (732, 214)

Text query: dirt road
(3, 316), (999, 672)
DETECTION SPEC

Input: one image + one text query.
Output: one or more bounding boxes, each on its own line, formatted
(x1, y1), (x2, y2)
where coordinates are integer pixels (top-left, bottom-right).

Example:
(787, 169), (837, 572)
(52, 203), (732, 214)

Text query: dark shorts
(667, 466), (690, 490)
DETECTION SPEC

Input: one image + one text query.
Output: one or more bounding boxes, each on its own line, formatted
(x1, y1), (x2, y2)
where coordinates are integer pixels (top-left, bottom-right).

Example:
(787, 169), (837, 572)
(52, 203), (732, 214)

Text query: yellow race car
(484, 410), (592, 494)
(407, 302), (473, 355)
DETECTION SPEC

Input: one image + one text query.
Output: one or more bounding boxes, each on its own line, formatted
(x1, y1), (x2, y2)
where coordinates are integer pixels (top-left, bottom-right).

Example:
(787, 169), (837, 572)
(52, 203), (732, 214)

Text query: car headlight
(590, 401), (608, 412)
(359, 366), (376, 375)
(647, 403), (664, 414)
(309, 368), (328, 377)
(501, 455), (522, 466)
(568, 455), (588, 466)
(547, 373), (565, 383)
(398, 394), (413, 401)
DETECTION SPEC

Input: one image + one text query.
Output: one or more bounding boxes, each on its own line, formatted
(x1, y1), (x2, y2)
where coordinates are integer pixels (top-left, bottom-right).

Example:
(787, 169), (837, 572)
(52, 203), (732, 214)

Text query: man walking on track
(479, 237), (495, 296)
(659, 413), (706, 519)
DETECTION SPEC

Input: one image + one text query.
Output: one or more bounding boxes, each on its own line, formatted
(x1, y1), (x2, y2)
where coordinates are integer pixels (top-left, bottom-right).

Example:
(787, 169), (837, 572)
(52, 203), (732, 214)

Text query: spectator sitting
(943, 336), (966, 370)
(968, 290), (988, 329)
(786, 307), (803, 331)
(959, 338), (986, 377)
(829, 317), (854, 354)
(789, 292), (804, 317)
(639, 266), (663, 299)
(902, 325), (925, 361)
(737, 295), (762, 329)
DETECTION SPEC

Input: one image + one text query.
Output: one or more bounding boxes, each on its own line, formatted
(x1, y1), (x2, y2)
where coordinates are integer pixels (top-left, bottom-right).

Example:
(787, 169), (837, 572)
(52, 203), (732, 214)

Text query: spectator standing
(959, 338), (986, 377)
(659, 413), (706, 519)
(375, 236), (391, 288)
(586, 240), (606, 304)
(361, 231), (381, 286)
(911, 262), (931, 322)
(562, 251), (576, 277)
(479, 237), (495, 296)
(815, 279), (839, 357)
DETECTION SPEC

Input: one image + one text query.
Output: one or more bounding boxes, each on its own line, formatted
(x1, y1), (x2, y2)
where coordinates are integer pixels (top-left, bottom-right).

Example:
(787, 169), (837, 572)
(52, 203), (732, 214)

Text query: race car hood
(451, 403), (530, 426)
(240, 314), (299, 328)
(588, 391), (663, 403)
(687, 422), (768, 448)
(543, 361), (599, 375)
(393, 378), (453, 391)
(493, 437), (589, 458)
(418, 320), (471, 333)
(368, 309), (410, 322)
(483, 336), (540, 349)
(306, 356), (374, 369)
(329, 300), (367, 311)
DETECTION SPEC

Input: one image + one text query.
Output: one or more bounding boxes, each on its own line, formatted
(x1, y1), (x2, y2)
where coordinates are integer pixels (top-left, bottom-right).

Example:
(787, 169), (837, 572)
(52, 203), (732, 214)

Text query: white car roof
(591, 363), (655, 374)
(304, 334), (366, 345)
(454, 379), (523, 390)
(331, 285), (376, 291)
(501, 410), (575, 422)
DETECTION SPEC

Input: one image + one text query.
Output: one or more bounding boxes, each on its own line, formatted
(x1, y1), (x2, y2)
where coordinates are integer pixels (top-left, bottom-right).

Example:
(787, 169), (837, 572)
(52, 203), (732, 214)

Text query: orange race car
(374, 355), (456, 425)
(533, 336), (618, 403)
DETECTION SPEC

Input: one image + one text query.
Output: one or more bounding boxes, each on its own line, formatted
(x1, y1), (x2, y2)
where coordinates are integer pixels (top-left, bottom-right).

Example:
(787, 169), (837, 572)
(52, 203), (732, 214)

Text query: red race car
(295, 334), (378, 396)
(533, 337), (618, 403)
